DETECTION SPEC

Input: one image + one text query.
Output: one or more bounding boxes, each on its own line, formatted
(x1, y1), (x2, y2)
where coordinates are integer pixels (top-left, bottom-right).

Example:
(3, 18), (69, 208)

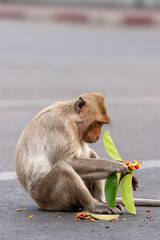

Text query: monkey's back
(15, 102), (87, 196)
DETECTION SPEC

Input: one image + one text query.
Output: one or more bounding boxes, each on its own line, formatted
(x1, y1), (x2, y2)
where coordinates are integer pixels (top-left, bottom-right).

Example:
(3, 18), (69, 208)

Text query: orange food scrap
(89, 218), (95, 222)
(135, 165), (139, 169)
(74, 212), (90, 221)
(128, 164), (135, 170)
(125, 161), (130, 166)
(109, 219), (114, 222)
(16, 209), (22, 212)
(146, 209), (150, 212)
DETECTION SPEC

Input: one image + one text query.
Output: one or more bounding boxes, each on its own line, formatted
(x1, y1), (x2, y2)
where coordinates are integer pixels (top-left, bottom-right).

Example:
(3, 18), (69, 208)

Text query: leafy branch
(103, 131), (137, 214)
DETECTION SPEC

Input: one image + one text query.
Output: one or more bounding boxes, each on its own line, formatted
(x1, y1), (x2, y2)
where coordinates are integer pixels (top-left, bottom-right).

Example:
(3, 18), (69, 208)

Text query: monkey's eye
(97, 121), (104, 126)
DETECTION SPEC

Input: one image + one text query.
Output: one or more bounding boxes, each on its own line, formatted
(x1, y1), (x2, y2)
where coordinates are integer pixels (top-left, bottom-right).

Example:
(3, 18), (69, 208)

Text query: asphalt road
(0, 20), (160, 240)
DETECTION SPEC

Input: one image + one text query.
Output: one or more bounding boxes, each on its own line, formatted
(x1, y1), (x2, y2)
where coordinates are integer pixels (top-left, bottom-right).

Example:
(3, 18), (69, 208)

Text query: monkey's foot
(86, 203), (124, 215)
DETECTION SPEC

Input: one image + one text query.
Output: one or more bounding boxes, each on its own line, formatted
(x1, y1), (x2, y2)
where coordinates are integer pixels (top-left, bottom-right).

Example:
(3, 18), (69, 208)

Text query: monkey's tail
(116, 197), (160, 207)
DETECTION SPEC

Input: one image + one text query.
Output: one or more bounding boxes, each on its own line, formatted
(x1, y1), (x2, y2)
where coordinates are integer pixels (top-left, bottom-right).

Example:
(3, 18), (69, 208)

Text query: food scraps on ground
(74, 212), (119, 222)
(16, 209), (22, 211)
(89, 218), (95, 222)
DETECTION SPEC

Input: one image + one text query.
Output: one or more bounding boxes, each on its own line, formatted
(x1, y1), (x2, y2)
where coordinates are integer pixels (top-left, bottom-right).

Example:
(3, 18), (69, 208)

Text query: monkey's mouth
(83, 134), (98, 143)
(83, 136), (93, 143)
(87, 136), (97, 144)
(88, 137), (93, 143)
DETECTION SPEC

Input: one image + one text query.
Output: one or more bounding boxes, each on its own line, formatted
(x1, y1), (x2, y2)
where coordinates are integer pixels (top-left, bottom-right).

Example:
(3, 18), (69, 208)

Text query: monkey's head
(74, 93), (110, 143)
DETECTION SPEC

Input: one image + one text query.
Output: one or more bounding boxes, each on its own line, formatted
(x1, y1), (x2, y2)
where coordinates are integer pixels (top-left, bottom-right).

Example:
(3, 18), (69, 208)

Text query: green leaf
(103, 131), (123, 162)
(105, 173), (118, 207)
(120, 173), (136, 214)
(103, 131), (136, 214)
(83, 211), (119, 221)
(116, 172), (121, 185)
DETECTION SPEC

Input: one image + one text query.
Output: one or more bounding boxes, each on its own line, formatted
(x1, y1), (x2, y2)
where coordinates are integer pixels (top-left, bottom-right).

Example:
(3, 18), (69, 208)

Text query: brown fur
(15, 92), (128, 214)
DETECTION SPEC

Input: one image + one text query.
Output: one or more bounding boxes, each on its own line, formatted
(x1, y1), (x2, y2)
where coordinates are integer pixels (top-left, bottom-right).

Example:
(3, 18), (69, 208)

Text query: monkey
(15, 92), (139, 214)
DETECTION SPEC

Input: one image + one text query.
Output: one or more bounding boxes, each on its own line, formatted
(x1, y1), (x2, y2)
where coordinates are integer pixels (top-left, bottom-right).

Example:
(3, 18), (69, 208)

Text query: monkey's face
(83, 121), (104, 143)
(74, 93), (110, 143)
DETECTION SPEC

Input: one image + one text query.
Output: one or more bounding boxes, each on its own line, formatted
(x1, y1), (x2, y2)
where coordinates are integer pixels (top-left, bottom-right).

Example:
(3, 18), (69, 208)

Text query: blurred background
(0, 0), (160, 172)
(0, 0), (160, 8)
(1, 0), (160, 8)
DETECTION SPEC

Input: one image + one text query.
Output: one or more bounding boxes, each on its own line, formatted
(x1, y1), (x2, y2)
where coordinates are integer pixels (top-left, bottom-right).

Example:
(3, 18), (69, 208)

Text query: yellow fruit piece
(133, 160), (138, 164)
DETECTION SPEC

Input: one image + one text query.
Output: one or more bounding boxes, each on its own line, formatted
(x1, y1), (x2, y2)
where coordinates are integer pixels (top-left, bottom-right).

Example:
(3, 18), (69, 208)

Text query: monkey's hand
(112, 162), (128, 175)
(132, 175), (138, 191)
(121, 173), (139, 191)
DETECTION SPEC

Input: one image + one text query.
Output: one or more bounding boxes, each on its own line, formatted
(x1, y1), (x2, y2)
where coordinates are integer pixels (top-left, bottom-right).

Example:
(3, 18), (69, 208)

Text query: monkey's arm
(69, 157), (127, 181)
(89, 149), (98, 159)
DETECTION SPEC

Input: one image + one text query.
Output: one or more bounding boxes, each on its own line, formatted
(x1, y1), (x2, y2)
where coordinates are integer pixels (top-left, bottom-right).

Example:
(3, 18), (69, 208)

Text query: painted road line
(0, 171), (17, 181)
(1, 97), (160, 108)
(0, 159), (160, 181)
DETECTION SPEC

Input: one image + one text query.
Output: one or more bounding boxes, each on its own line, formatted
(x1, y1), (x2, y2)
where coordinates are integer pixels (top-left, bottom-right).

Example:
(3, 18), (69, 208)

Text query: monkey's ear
(74, 97), (86, 113)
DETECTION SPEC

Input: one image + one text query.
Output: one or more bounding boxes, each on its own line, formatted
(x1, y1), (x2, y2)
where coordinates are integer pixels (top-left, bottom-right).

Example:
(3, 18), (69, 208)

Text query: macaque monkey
(15, 92), (139, 214)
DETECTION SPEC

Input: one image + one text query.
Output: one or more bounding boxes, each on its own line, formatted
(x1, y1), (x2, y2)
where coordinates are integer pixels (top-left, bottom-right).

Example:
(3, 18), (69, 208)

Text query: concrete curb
(0, 4), (160, 26)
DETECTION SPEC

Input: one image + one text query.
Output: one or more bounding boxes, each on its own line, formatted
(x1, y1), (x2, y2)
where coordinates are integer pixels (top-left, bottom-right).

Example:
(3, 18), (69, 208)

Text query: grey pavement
(0, 20), (160, 240)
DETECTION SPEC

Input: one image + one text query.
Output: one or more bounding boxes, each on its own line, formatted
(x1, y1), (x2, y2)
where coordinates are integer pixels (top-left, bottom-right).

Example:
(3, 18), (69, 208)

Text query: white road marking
(108, 97), (160, 106)
(0, 171), (17, 181)
(0, 99), (56, 108)
(0, 97), (160, 108)
(139, 159), (160, 169)
(0, 159), (160, 181)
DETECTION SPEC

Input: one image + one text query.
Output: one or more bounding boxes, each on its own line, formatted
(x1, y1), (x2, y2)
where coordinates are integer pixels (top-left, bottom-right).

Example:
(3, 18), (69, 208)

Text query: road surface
(0, 20), (160, 240)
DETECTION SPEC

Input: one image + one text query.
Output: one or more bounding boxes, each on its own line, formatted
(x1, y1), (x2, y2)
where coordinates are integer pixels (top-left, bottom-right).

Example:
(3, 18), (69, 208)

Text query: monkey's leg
(85, 180), (105, 203)
(33, 162), (97, 211)
(33, 163), (123, 214)
(85, 149), (105, 203)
